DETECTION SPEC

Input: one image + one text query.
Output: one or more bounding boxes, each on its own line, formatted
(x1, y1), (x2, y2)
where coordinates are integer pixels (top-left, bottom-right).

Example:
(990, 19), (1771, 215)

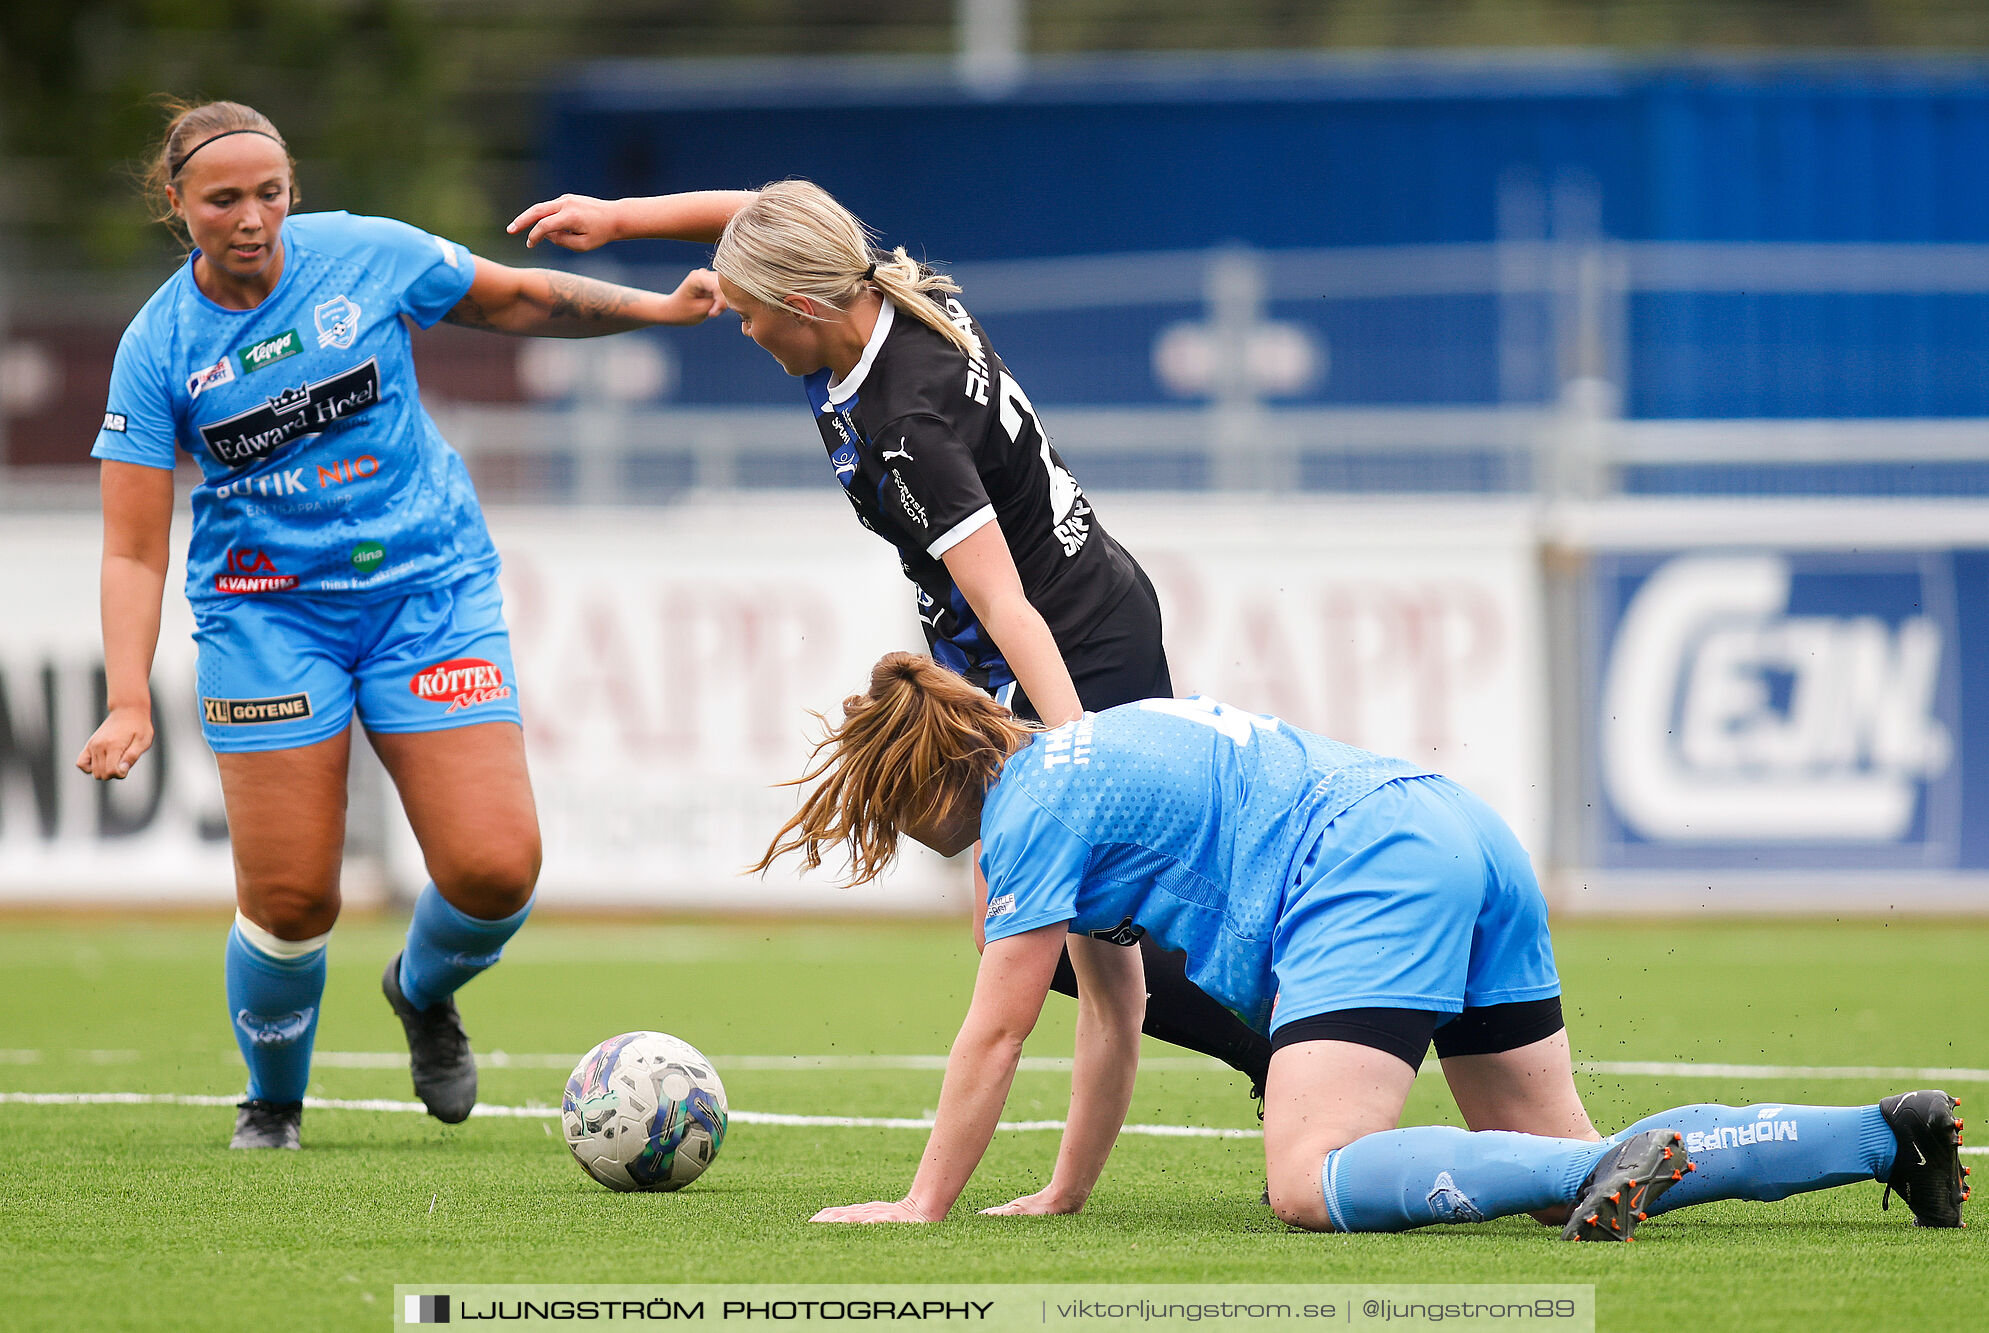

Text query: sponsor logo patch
(214, 547), (297, 593)
(236, 328), (302, 376)
(410, 657), (512, 713)
(314, 295), (361, 350)
(433, 234), (460, 268)
(985, 893), (1016, 919)
(101, 412), (127, 433)
(203, 693), (313, 725)
(215, 467), (307, 500)
(186, 357), (236, 399)
(1684, 1120), (1800, 1153)
(317, 454), (380, 489)
(349, 540), (385, 575)
(890, 468), (928, 529)
(199, 358), (381, 469)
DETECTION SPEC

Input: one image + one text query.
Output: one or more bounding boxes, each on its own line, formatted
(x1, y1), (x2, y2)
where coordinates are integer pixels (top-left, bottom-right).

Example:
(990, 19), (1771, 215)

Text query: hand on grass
(810, 1199), (936, 1224)
(978, 1187), (1083, 1217)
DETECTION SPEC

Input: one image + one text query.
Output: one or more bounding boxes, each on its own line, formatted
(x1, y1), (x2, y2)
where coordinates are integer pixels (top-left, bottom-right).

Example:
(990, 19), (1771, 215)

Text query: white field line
(307, 1052), (1229, 1073)
(0, 1090), (1981, 1156)
(0, 1091), (1262, 1140)
(10, 1050), (1989, 1081)
(1575, 1061), (1989, 1083)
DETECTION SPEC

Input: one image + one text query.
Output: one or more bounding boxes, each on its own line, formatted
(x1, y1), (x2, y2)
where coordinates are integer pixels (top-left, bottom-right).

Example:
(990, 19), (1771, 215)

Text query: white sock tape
(233, 910), (330, 960)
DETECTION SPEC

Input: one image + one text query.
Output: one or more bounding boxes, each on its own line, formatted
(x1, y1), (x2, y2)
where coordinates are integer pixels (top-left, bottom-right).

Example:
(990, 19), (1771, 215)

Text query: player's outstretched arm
(982, 934), (1144, 1217)
(507, 190), (758, 251)
(943, 523), (1084, 727)
(811, 923), (1067, 1224)
(77, 460), (172, 781)
(444, 258), (725, 336)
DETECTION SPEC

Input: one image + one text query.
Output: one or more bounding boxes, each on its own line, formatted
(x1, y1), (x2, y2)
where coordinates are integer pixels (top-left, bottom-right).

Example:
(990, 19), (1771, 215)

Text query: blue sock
(1607, 1102), (1895, 1215)
(398, 882), (533, 1012)
(225, 921), (327, 1104)
(1322, 1126), (1610, 1232)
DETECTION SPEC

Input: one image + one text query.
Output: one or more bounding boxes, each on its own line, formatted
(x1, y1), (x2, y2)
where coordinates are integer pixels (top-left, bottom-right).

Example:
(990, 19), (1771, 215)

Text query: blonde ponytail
(714, 180), (977, 357)
(753, 653), (1036, 887)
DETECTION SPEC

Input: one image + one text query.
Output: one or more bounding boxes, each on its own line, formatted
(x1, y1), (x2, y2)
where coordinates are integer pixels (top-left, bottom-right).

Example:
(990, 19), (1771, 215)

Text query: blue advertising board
(545, 55), (1989, 419)
(1586, 548), (1989, 873)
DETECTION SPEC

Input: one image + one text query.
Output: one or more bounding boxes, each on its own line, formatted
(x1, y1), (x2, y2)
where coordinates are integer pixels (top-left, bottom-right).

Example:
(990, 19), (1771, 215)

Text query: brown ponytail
(754, 653), (1036, 887)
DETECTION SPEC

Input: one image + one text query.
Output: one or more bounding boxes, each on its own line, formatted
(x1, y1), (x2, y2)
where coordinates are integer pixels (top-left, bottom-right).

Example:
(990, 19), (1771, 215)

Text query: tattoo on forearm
(444, 272), (649, 334)
(545, 272), (643, 323)
(444, 293), (499, 329)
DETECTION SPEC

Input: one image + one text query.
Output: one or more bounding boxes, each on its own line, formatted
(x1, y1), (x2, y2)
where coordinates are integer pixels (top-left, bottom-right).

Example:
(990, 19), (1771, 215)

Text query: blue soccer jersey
(92, 211), (497, 602)
(978, 697), (1430, 1034)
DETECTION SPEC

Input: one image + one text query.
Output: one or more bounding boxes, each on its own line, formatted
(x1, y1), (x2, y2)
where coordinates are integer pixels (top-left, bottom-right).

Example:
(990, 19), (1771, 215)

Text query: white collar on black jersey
(825, 296), (895, 407)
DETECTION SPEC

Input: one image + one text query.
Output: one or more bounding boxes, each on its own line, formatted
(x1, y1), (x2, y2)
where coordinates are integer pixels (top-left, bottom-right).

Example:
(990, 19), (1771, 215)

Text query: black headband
(170, 128), (283, 178)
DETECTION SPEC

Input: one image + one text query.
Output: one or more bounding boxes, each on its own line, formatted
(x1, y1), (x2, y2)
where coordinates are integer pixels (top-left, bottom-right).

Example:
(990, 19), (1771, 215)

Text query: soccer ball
(562, 1032), (728, 1192)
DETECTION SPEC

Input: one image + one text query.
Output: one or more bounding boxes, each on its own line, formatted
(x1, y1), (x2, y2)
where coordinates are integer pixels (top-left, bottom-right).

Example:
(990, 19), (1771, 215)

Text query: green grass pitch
(0, 915), (1982, 1331)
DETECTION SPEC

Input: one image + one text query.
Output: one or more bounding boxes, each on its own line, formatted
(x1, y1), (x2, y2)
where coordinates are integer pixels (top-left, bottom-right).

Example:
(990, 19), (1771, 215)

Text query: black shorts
(1008, 562), (1172, 722)
(1267, 997), (1567, 1074)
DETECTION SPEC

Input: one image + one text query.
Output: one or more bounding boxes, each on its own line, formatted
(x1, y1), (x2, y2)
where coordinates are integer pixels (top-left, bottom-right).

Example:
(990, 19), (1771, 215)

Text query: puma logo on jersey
(881, 439), (913, 463)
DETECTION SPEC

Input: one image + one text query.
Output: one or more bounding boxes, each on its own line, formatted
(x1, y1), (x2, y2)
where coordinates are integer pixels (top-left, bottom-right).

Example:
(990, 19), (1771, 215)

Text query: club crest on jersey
(186, 357), (236, 400)
(314, 295), (361, 350)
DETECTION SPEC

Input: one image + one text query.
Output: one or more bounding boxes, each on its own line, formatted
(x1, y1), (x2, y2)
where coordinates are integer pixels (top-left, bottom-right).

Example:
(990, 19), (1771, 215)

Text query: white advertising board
(1108, 499), (1548, 855)
(0, 498), (1547, 908)
(0, 514), (234, 900)
(450, 500), (956, 911)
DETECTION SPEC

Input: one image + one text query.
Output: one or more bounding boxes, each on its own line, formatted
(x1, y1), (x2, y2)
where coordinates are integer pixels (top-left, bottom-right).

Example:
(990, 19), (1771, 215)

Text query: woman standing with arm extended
(75, 101), (725, 1150)
(511, 182), (1275, 1111)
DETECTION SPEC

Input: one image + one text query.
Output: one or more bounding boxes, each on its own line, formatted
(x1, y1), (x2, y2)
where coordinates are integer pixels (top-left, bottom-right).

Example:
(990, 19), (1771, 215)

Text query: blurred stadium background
(5, 1), (1989, 918)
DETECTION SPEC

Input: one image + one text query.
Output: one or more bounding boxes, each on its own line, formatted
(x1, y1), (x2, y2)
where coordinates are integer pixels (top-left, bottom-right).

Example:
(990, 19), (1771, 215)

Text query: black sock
(1049, 940), (1273, 1089)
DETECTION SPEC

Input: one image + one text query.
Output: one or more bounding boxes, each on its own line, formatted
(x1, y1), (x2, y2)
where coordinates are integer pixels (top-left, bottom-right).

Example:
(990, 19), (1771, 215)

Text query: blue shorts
(1268, 775), (1560, 1034)
(191, 569), (522, 754)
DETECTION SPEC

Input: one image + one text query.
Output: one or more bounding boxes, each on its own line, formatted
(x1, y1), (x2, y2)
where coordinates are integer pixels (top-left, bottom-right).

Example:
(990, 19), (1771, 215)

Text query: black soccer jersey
(802, 292), (1138, 696)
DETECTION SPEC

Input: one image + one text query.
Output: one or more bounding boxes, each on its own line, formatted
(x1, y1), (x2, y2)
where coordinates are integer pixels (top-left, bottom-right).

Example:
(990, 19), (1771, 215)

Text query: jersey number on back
(1139, 695), (1281, 745)
(996, 373), (1089, 555)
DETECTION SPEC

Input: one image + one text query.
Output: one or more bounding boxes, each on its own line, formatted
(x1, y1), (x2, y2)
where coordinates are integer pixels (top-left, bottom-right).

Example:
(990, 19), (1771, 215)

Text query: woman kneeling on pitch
(762, 654), (1967, 1237)
(76, 100), (725, 1150)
